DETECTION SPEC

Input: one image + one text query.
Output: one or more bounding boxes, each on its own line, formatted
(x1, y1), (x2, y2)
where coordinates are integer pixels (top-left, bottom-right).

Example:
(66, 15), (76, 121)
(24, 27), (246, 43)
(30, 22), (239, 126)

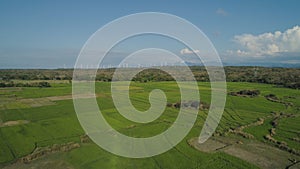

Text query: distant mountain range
(183, 61), (300, 68)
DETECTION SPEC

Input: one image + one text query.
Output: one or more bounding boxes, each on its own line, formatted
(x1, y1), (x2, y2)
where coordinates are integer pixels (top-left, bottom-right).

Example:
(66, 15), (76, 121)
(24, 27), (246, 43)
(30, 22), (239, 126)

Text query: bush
(230, 89), (260, 97)
(0, 81), (51, 88)
(37, 82), (51, 88)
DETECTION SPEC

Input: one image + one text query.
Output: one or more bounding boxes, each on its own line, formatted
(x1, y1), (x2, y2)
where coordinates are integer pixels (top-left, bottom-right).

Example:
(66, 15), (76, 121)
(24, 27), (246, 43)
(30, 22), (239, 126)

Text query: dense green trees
(0, 67), (299, 89)
(0, 81), (51, 88)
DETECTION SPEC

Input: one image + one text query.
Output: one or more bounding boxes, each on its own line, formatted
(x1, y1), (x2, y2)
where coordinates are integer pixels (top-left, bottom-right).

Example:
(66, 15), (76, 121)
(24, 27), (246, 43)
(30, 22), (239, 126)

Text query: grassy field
(0, 81), (299, 169)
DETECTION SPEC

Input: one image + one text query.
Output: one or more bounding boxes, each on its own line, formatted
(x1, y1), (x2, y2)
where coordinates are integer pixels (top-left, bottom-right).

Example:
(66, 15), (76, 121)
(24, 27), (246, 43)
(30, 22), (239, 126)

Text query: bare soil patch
(1, 93), (105, 110)
(0, 120), (29, 127)
(188, 137), (227, 152)
(20, 98), (55, 107)
(188, 136), (300, 169)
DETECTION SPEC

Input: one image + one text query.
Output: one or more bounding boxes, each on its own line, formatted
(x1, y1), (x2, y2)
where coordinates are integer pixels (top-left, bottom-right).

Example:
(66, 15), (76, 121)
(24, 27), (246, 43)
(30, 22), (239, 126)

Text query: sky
(0, 0), (300, 68)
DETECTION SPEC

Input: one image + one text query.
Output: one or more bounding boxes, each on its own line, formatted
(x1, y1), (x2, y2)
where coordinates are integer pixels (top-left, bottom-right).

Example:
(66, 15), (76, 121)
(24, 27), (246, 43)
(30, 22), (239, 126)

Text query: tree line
(0, 81), (51, 88)
(0, 67), (299, 89)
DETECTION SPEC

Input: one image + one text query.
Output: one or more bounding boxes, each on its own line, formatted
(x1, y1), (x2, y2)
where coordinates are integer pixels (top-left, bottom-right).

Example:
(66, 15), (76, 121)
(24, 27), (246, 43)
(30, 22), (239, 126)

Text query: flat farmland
(0, 81), (299, 169)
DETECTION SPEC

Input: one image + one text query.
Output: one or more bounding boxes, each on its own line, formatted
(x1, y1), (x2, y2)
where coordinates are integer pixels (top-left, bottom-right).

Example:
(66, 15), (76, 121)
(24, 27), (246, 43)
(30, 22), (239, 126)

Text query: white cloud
(216, 8), (228, 16)
(180, 48), (200, 55)
(231, 25), (300, 57)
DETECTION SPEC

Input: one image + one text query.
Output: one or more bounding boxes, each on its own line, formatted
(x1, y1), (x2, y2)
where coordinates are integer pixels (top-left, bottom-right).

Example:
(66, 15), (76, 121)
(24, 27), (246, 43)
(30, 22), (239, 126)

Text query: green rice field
(0, 81), (299, 169)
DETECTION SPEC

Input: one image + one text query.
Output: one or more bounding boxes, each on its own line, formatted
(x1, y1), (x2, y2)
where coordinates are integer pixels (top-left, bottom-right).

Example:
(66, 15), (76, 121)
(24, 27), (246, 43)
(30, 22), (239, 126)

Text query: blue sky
(0, 0), (300, 68)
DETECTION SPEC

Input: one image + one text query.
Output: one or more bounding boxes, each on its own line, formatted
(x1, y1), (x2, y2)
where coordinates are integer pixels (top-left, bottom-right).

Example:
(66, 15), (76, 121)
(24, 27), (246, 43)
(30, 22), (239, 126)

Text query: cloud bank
(180, 48), (200, 55)
(230, 25), (300, 57)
